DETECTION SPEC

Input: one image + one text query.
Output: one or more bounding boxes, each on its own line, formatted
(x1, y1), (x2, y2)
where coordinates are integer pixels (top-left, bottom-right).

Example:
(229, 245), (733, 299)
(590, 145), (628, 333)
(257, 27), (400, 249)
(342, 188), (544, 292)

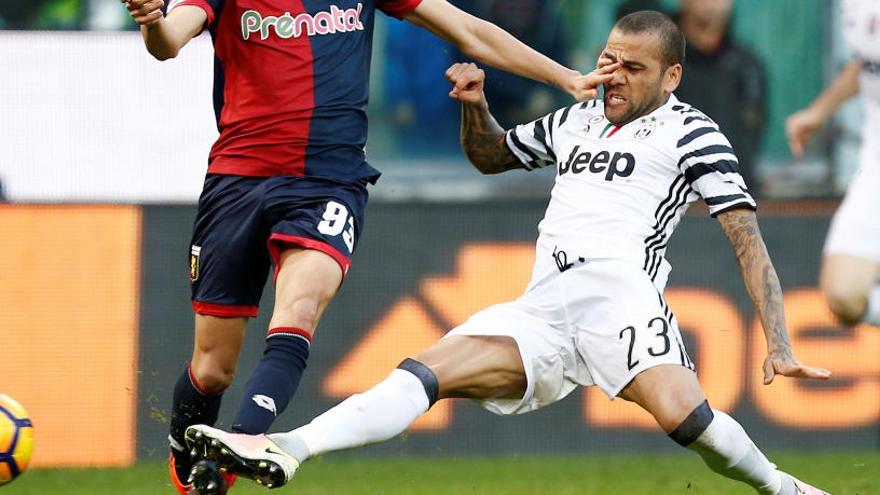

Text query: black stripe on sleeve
(508, 129), (541, 165)
(678, 145), (737, 168)
(683, 159), (740, 184)
(559, 105), (572, 126)
(684, 115), (713, 126)
(533, 118), (556, 162)
(704, 193), (749, 206)
(504, 131), (534, 169)
(547, 110), (557, 145)
(709, 201), (757, 217)
(677, 126), (718, 148)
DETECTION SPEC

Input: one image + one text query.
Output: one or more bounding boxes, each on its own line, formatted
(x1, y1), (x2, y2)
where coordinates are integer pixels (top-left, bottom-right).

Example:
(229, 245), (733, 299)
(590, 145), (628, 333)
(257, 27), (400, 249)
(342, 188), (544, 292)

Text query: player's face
(600, 29), (681, 126)
(682, 0), (734, 25)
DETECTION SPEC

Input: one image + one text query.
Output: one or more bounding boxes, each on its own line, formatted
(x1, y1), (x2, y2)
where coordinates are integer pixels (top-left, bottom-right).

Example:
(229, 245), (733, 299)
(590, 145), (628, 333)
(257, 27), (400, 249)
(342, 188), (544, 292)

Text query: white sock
(687, 410), (786, 495)
(269, 369), (430, 462)
(863, 285), (880, 326)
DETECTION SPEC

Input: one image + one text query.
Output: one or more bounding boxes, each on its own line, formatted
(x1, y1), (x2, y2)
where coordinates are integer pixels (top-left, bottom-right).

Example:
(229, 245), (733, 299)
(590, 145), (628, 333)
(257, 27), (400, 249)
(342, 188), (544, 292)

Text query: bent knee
(478, 369), (527, 399)
(189, 362), (235, 394)
(416, 337), (526, 400)
(274, 296), (323, 330)
(822, 284), (867, 324)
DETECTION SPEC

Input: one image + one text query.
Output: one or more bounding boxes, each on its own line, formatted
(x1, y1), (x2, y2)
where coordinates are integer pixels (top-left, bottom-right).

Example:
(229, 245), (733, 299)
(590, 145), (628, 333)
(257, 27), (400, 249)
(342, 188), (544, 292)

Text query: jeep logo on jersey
(241, 4), (365, 41)
(559, 146), (635, 181)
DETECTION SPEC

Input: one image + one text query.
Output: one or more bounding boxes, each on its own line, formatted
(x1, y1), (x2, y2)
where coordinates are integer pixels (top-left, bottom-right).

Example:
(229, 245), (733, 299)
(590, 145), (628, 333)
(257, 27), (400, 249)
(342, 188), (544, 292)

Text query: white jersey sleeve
(505, 106), (575, 171)
(675, 112), (757, 216)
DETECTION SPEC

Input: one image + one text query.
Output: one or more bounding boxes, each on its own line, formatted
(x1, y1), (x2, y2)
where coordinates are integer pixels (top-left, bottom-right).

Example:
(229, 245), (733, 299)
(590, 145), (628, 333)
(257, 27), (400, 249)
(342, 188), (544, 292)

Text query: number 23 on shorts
(317, 200), (356, 253)
(619, 317), (673, 371)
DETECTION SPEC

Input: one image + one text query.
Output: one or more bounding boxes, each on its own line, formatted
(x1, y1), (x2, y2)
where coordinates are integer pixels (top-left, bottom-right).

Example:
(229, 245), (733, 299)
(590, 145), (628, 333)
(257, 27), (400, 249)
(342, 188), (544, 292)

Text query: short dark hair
(613, 10), (685, 68)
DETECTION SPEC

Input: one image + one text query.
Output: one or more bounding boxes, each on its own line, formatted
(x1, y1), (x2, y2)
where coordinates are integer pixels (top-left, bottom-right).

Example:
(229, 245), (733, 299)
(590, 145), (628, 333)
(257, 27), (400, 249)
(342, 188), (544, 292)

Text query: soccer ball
(0, 394), (34, 485)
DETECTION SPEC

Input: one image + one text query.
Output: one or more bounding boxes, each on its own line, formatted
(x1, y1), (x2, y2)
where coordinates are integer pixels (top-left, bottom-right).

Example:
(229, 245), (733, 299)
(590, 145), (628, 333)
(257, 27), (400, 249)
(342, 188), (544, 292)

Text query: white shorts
(444, 258), (694, 416)
(824, 148), (880, 260)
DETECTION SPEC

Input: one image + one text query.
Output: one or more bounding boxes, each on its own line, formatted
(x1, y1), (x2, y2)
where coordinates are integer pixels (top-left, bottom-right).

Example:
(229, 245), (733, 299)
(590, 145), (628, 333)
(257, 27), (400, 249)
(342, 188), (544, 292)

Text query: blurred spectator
(384, 20), (460, 157)
(0, 0), (83, 30)
(674, 0), (767, 196)
(0, 178), (6, 202)
(457, 0), (571, 127)
(616, 0), (666, 19)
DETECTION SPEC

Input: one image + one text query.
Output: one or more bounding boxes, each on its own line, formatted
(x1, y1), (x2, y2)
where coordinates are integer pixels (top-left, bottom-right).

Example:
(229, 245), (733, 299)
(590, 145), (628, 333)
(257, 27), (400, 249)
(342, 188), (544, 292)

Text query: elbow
(467, 157), (502, 175)
(150, 47), (179, 61)
(145, 39), (181, 61)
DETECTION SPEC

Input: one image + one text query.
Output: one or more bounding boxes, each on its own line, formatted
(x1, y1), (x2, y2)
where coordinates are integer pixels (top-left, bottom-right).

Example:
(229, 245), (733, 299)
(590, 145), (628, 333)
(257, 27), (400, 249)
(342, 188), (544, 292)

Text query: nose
(608, 67), (626, 86)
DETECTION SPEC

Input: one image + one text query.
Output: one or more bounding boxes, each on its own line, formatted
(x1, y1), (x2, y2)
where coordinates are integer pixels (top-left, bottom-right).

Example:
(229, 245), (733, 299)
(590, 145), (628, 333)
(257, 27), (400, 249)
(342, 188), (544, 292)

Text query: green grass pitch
(5, 452), (879, 494)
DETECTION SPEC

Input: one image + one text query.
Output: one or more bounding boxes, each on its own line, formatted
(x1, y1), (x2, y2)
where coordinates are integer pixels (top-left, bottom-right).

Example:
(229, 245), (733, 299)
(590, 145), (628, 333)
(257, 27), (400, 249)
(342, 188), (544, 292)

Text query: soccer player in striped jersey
(184, 11), (831, 494)
(122, 0), (601, 493)
(786, 0), (880, 330)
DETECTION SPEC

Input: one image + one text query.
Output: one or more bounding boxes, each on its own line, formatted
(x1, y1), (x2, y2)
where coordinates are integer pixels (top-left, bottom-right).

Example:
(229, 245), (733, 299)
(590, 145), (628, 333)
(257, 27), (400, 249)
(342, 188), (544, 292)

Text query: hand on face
(122, 0), (165, 26)
(562, 59), (621, 101)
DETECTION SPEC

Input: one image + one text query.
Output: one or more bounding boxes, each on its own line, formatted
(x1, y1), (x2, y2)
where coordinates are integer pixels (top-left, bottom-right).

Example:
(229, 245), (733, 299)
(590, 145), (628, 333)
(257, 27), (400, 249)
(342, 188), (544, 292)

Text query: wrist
(463, 98), (489, 112)
(556, 68), (579, 95)
(766, 341), (792, 354)
(807, 100), (835, 123)
(144, 14), (166, 29)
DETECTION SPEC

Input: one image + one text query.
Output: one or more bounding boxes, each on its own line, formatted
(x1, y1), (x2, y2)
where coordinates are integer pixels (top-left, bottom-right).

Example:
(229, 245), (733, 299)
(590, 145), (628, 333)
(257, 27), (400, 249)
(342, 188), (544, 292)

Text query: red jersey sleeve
(166, 0), (217, 27)
(377, 0), (423, 20)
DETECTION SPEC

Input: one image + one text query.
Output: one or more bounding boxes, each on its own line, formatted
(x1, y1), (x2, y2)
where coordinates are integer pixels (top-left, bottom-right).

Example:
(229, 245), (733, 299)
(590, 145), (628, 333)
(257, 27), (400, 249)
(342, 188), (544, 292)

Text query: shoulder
(660, 99), (722, 140)
(552, 99), (602, 127)
(660, 98), (736, 159)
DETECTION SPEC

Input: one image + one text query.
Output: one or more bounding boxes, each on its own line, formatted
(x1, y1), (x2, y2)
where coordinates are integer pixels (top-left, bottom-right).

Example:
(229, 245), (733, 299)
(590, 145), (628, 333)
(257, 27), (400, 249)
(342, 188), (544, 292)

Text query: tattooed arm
(460, 97), (521, 175)
(717, 208), (831, 384)
(445, 61), (620, 174)
(444, 63), (522, 174)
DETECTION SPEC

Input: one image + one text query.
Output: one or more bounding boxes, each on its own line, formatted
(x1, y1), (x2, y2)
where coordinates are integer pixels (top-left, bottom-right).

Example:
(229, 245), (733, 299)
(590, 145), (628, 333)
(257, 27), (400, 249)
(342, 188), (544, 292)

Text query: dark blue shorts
(189, 174), (368, 317)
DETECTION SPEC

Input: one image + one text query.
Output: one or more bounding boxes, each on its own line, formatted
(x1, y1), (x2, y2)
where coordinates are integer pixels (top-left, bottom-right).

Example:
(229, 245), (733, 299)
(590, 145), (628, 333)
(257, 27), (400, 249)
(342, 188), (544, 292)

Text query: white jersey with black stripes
(505, 94), (756, 289)
(842, 0), (880, 159)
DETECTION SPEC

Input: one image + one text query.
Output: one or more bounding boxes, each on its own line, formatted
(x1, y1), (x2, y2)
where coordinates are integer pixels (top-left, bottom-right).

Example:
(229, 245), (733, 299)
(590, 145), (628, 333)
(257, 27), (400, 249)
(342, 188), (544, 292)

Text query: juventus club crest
(635, 116), (659, 139)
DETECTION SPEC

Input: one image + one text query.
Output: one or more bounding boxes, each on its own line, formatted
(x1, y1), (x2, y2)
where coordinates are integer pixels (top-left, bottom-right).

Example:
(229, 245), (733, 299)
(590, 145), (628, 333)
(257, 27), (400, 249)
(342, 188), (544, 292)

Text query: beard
(604, 92), (665, 126)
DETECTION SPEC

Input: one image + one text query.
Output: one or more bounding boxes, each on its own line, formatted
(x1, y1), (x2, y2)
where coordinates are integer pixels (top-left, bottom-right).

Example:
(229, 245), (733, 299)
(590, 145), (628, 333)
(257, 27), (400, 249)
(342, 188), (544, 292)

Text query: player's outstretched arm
(123, 0), (206, 60)
(446, 63), (520, 174)
(785, 59), (860, 159)
(404, 0), (598, 101)
(716, 208), (832, 384)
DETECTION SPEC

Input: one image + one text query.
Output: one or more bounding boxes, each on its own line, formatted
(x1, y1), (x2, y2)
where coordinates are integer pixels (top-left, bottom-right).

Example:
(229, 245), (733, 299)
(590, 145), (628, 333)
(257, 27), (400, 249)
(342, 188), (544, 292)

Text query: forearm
(142, 19), (182, 60)
(807, 60), (861, 121)
(458, 19), (576, 95)
(739, 246), (791, 351)
(139, 7), (205, 60)
(405, 1), (577, 96)
(460, 100), (519, 174)
(718, 209), (792, 352)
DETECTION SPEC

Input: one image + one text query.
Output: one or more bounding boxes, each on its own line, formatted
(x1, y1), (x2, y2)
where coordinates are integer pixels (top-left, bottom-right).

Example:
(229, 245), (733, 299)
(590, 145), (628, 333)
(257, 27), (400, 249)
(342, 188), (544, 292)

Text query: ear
(663, 63), (682, 93)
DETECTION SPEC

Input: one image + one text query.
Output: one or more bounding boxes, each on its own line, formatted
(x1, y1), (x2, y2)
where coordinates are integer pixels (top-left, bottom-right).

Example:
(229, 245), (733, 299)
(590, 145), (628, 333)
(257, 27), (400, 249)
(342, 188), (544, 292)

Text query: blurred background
(0, 0), (864, 201)
(0, 0), (877, 491)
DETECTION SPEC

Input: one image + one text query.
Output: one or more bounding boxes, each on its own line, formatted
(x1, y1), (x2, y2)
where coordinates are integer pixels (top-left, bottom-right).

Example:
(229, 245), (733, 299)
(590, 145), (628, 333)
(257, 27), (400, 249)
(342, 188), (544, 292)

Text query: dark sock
(169, 365), (223, 483)
(232, 328), (311, 434)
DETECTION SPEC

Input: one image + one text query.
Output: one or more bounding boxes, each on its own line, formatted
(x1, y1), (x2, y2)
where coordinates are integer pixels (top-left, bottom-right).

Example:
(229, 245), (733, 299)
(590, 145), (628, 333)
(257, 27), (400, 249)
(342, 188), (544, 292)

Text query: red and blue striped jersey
(168, 0), (422, 183)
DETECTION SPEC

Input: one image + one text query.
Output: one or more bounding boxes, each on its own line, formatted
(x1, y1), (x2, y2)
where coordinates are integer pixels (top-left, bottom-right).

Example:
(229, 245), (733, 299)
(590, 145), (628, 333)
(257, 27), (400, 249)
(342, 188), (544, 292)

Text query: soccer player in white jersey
(185, 11), (832, 494)
(786, 0), (880, 329)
